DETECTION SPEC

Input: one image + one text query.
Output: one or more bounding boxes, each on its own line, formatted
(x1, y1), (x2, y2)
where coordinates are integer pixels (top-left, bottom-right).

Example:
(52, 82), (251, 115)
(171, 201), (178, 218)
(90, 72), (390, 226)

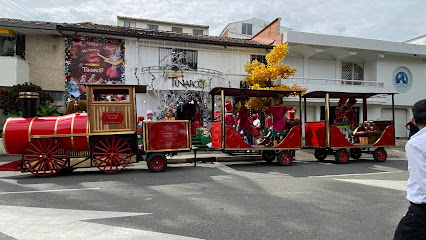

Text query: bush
(0, 83), (53, 116)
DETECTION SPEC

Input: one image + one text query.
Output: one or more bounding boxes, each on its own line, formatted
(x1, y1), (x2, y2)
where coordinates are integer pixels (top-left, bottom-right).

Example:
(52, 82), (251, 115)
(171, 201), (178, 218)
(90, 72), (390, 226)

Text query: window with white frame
(242, 23), (252, 35)
(159, 48), (198, 70)
(193, 29), (203, 35)
(172, 27), (183, 33)
(148, 24), (158, 30)
(124, 21), (136, 28)
(341, 62), (364, 85)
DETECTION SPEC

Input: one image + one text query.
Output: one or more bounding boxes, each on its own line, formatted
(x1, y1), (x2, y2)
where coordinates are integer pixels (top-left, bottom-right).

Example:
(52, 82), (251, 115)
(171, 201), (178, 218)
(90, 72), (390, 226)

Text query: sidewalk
(395, 138), (408, 148)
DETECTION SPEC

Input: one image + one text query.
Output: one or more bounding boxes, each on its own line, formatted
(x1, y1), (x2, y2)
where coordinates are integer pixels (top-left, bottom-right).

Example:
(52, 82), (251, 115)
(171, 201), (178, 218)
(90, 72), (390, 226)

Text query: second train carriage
(209, 87), (303, 166)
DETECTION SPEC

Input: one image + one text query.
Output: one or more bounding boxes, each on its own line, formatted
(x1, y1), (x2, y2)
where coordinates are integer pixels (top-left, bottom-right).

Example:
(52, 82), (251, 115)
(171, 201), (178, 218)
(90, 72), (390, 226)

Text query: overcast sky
(1, 0), (425, 42)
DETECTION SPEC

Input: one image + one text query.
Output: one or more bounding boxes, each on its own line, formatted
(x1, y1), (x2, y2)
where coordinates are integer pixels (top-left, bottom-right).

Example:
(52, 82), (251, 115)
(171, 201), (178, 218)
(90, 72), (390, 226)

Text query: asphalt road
(0, 148), (409, 240)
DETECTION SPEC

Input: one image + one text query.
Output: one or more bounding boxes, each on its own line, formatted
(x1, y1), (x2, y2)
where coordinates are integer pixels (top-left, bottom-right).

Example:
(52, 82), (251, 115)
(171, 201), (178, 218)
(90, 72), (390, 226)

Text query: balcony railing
(285, 77), (384, 87)
(0, 56), (30, 87)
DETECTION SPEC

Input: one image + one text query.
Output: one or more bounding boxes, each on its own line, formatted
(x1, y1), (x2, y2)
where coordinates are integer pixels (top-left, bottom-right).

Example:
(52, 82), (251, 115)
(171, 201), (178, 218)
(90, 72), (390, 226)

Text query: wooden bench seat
(353, 120), (392, 144)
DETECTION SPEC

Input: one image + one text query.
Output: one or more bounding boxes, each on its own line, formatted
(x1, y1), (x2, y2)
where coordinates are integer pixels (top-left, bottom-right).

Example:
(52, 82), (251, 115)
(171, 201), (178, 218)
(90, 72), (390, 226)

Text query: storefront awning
(0, 28), (16, 37)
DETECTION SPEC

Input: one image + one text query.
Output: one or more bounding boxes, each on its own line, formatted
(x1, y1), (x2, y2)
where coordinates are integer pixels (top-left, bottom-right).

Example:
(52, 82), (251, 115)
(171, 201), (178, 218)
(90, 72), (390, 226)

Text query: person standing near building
(405, 118), (419, 139)
(394, 99), (426, 240)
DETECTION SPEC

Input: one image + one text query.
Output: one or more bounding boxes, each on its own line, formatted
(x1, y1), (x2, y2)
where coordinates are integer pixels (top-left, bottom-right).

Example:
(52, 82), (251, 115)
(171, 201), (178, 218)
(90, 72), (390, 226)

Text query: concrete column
(335, 59), (341, 80)
(304, 57), (309, 83)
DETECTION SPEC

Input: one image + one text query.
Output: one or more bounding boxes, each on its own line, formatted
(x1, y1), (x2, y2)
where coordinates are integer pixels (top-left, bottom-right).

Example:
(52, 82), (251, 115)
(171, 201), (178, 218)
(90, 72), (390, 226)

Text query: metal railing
(285, 77), (384, 87)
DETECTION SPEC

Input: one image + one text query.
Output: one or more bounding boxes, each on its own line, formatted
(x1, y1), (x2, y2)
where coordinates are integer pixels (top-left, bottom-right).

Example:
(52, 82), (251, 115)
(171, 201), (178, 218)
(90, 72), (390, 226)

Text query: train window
(92, 88), (130, 102)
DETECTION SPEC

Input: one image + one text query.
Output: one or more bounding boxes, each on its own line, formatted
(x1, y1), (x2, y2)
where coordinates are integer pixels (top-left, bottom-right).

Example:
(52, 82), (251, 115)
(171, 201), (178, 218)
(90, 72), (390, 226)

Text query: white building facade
(278, 30), (426, 138)
(1, 17), (426, 142)
(220, 18), (426, 138)
(123, 38), (270, 121)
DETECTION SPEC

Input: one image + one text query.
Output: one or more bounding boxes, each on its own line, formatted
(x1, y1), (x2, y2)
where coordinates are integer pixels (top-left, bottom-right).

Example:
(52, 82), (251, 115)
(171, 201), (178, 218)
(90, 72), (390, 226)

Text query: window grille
(124, 21), (135, 28)
(251, 55), (267, 65)
(159, 48), (198, 70)
(148, 25), (158, 30)
(172, 27), (183, 33)
(242, 23), (252, 35)
(193, 29), (203, 35)
(342, 62), (364, 85)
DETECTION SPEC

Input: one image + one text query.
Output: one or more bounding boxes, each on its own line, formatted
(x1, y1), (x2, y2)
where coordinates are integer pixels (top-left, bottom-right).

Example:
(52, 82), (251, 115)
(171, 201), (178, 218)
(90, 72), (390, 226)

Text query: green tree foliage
(0, 83), (53, 116)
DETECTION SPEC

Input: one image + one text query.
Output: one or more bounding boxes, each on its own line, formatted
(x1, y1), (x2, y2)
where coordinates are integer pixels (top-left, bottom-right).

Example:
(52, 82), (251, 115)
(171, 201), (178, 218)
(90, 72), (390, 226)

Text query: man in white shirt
(394, 99), (426, 240)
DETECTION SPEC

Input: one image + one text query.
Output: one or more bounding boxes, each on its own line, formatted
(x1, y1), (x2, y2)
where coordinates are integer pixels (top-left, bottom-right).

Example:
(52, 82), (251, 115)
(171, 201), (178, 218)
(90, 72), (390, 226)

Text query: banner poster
(64, 36), (125, 102)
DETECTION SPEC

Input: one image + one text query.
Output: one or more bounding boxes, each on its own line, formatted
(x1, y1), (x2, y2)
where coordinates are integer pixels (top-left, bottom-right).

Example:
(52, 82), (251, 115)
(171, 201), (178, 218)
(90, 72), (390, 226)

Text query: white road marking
(308, 171), (404, 178)
(333, 179), (407, 191)
(0, 187), (100, 195)
(0, 205), (203, 240)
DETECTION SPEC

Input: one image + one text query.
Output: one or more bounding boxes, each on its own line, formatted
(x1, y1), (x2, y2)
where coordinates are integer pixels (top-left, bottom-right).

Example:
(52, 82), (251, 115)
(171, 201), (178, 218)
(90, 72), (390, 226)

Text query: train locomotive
(1, 85), (191, 176)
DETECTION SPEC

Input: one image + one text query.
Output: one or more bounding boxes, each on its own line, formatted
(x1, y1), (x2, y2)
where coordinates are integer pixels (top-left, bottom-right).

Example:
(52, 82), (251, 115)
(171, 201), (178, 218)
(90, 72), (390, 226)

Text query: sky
(0, 0), (425, 42)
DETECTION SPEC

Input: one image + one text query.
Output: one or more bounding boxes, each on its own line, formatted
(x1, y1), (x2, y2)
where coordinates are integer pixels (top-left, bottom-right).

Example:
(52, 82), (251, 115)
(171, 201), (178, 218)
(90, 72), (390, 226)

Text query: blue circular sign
(393, 67), (412, 92)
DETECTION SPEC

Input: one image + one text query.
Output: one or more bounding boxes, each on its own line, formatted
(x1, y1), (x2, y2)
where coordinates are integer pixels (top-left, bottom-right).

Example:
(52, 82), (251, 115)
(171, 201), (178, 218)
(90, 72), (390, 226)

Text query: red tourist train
(0, 85), (397, 177)
(1, 85), (192, 176)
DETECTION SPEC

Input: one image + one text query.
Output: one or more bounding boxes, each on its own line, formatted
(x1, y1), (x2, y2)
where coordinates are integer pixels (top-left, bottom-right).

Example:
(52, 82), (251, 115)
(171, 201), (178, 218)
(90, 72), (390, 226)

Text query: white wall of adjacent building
(280, 52), (426, 138)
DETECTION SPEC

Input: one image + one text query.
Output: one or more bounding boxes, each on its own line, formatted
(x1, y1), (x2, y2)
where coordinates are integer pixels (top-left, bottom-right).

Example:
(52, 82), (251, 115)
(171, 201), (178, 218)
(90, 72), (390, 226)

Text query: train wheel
(92, 136), (132, 173)
(335, 149), (349, 164)
(373, 148), (387, 162)
(314, 149), (327, 162)
(277, 150), (293, 166)
(146, 153), (167, 172)
(22, 138), (67, 177)
(262, 150), (275, 163)
(350, 148), (362, 159)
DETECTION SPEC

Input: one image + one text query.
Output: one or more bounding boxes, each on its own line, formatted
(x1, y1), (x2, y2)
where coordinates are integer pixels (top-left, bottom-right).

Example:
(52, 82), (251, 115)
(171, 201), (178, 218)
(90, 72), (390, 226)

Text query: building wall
(283, 52), (425, 138)
(226, 19), (270, 39)
(117, 19), (209, 35)
(251, 19), (282, 45)
(25, 35), (65, 91)
(282, 57), (304, 78)
(364, 60), (378, 83)
(223, 18), (291, 39)
(0, 57), (29, 86)
(377, 56), (426, 107)
(308, 58), (336, 80)
(405, 36), (426, 45)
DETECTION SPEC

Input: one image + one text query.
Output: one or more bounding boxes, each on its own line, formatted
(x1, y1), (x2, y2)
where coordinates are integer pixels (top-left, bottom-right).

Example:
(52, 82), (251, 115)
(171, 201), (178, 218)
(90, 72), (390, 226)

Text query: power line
(4, 0), (40, 20)
(0, 0), (29, 20)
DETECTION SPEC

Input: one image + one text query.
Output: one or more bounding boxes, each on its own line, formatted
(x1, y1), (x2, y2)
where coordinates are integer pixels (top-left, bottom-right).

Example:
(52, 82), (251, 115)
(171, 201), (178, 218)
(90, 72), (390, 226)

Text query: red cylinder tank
(2, 113), (89, 155)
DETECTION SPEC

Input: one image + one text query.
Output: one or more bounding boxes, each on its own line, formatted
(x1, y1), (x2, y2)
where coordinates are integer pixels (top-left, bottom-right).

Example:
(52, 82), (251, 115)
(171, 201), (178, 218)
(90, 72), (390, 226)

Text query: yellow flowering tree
(243, 43), (306, 109)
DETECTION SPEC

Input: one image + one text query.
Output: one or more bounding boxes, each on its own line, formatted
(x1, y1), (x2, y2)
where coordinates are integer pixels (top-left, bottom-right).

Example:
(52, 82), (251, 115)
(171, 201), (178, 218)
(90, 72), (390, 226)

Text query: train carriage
(303, 91), (397, 163)
(209, 87), (302, 166)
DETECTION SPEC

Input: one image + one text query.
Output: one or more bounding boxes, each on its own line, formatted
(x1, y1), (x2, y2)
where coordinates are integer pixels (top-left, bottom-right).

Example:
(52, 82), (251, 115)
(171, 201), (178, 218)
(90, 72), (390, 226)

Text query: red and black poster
(65, 36), (125, 100)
